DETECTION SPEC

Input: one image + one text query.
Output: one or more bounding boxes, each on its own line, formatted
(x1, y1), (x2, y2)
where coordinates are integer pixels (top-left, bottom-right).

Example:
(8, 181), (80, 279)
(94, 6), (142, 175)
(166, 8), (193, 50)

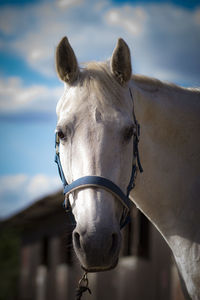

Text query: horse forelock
(77, 62), (127, 106)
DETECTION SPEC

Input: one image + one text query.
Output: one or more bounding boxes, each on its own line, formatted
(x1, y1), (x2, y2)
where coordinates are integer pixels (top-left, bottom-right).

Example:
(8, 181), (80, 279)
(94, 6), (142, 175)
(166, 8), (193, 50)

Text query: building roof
(0, 189), (64, 228)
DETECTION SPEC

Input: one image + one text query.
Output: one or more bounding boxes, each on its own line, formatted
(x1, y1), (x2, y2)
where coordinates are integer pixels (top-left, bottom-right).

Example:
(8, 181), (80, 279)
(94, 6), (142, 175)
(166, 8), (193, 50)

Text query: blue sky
(0, 0), (200, 218)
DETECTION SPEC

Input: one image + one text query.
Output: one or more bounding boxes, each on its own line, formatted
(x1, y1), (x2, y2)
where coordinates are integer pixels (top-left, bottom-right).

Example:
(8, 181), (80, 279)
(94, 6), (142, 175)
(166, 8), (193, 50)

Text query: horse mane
(132, 74), (200, 95)
(78, 61), (200, 100)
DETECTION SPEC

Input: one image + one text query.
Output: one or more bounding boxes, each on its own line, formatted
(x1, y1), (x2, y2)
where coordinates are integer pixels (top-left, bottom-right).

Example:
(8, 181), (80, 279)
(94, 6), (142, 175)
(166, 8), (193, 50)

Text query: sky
(0, 0), (200, 219)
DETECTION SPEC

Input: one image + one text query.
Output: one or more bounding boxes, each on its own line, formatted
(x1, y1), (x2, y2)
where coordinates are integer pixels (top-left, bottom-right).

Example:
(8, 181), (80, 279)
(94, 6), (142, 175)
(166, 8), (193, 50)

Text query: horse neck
(130, 77), (200, 241)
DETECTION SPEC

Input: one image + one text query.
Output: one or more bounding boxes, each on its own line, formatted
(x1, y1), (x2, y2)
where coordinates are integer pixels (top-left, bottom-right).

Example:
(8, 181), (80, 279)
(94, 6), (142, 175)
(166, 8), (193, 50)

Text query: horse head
(55, 37), (136, 272)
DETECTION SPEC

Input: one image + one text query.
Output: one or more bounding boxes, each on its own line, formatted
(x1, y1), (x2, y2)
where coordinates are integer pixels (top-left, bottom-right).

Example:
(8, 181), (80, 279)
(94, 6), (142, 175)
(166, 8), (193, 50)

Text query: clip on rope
(75, 272), (91, 300)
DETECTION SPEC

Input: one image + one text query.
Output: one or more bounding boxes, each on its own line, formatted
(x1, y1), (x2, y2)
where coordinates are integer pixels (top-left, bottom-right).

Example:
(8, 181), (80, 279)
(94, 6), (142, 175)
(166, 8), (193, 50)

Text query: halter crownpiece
(54, 88), (143, 229)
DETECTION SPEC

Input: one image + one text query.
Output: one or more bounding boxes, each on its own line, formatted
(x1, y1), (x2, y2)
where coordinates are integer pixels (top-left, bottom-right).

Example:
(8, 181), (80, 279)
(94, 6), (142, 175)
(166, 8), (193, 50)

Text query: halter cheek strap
(54, 88), (143, 229)
(55, 143), (131, 228)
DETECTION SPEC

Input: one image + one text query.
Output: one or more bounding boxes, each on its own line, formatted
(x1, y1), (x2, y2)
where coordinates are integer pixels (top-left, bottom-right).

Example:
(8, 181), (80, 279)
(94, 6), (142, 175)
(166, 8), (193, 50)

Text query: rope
(75, 272), (91, 300)
(75, 286), (91, 300)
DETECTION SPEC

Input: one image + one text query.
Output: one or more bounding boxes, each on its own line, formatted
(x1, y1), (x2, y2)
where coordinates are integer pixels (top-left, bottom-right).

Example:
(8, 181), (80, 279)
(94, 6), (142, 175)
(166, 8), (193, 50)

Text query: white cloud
(7, 0), (115, 77)
(57, 0), (84, 9)
(106, 3), (200, 85)
(0, 174), (28, 192)
(0, 6), (26, 35)
(0, 76), (63, 114)
(0, 173), (62, 218)
(106, 5), (147, 36)
(0, 0), (200, 87)
(26, 174), (60, 199)
(0, 0), (199, 218)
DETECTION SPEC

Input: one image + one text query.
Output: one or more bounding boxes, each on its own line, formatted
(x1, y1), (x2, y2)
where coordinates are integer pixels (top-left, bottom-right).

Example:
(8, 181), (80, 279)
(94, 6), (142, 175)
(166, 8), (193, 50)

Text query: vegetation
(0, 227), (20, 300)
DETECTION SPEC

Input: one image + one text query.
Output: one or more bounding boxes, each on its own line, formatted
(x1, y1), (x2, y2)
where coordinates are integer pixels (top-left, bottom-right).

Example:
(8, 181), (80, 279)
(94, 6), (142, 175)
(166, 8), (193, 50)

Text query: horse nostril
(74, 231), (81, 250)
(110, 233), (118, 254)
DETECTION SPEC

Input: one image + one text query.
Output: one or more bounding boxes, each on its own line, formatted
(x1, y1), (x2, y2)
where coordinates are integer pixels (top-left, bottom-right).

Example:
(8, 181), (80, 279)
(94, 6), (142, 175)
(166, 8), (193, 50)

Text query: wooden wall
(18, 204), (182, 300)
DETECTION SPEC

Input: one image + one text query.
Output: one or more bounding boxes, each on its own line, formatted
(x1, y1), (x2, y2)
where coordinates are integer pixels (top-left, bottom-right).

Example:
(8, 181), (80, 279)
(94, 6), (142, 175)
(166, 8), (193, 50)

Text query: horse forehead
(58, 85), (130, 123)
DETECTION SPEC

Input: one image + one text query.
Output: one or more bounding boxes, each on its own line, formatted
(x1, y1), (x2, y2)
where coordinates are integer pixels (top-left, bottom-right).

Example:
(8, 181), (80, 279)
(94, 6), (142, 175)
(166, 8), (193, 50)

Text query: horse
(55, 36), (200, 300)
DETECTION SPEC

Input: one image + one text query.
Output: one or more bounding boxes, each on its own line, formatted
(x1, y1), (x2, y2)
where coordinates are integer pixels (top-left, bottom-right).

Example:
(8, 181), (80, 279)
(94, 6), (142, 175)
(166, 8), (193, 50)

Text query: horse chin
(81, 258), (119, 273)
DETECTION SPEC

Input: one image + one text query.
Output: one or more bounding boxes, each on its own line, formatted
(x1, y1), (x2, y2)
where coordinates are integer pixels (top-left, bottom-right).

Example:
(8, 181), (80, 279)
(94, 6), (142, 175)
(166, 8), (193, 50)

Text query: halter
(55, 88), (143, 229)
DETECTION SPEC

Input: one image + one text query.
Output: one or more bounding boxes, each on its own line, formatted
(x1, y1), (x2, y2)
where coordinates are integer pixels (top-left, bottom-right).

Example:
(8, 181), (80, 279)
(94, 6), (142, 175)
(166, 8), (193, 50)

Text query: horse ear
(111, 38), (132, 85)
(56, 36), (79, 84)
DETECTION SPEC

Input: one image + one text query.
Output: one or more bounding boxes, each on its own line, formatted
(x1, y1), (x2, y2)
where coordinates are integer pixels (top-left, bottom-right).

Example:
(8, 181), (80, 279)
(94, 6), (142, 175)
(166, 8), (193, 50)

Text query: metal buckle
(63, 196), (71, 212)
(55, 132), (60, 154)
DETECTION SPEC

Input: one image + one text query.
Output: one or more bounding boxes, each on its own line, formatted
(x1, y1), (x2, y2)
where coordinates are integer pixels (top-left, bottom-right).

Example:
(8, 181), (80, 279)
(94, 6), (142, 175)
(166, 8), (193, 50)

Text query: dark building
(2, 190), (185, 300)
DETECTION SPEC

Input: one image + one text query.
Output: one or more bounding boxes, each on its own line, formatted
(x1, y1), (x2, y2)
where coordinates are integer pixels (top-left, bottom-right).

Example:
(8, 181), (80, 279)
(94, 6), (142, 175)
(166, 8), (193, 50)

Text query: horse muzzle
(73, 226), (121, 272)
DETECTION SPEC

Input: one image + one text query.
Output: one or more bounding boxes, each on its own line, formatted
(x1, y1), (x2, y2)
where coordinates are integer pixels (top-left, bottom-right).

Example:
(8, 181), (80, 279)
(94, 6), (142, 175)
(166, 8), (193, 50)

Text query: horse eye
(124, 126), (134, 141)
(57, 130), (65, 140)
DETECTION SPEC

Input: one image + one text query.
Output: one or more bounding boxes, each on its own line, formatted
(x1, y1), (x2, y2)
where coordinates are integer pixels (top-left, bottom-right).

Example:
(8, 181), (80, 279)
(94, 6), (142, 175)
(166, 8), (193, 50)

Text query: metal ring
(78, 272), (88, 288)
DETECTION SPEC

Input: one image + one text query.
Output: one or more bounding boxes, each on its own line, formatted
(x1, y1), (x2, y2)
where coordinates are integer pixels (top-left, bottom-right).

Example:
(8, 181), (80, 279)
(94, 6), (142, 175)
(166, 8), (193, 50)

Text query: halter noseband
(55, 88), (143, 229)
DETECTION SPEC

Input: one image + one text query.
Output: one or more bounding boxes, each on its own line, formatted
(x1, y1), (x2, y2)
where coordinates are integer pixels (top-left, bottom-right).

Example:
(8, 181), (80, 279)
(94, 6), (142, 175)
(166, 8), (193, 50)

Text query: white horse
(55, 37), (200, 300)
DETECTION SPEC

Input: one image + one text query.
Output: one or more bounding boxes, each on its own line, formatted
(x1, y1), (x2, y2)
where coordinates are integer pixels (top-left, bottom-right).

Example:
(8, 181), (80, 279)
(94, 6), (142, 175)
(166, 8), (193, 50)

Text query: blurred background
(0, 0), (200, 299)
